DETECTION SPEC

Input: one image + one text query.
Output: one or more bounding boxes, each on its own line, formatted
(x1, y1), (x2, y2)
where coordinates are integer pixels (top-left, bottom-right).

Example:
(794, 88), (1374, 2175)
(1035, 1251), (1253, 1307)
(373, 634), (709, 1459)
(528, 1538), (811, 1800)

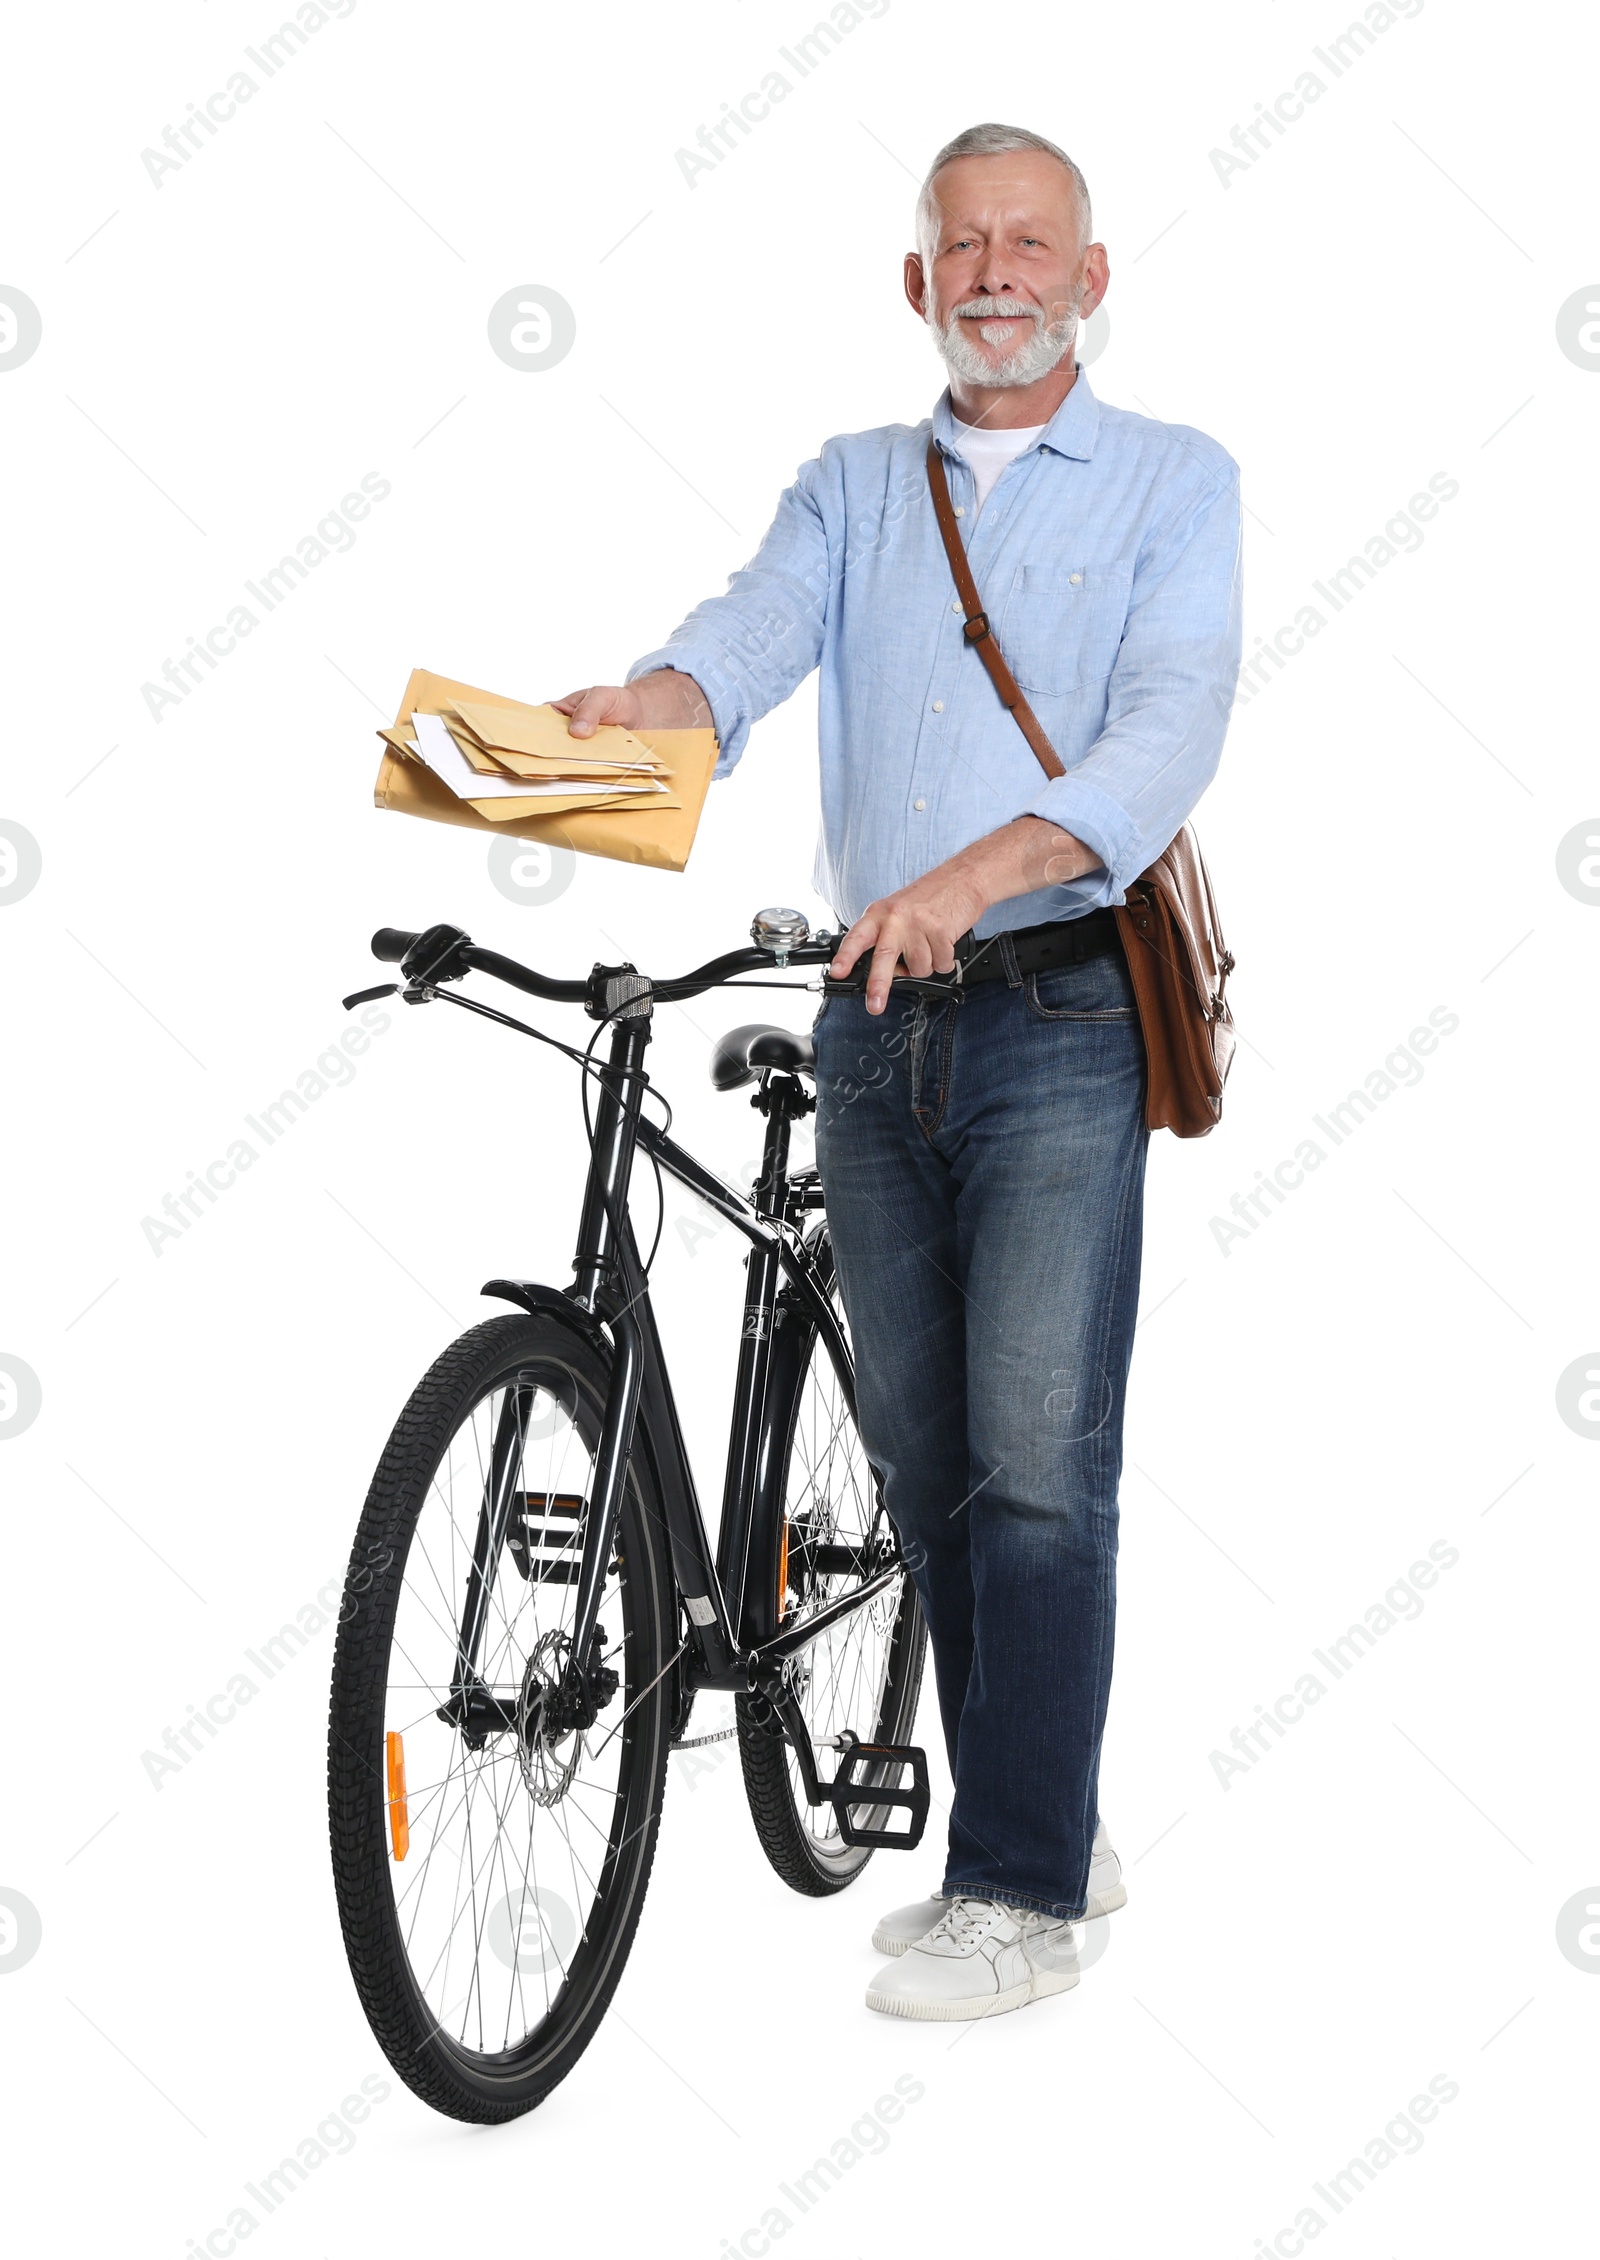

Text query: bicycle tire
(736, 1230), (928, 1896)
(327, 1312), (674, 2123)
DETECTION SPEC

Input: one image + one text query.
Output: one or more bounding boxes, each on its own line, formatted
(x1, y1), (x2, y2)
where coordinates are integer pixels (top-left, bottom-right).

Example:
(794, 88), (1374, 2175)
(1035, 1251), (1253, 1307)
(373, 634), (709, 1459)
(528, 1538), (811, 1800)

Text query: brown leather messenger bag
(925, 440), (1236, 1139)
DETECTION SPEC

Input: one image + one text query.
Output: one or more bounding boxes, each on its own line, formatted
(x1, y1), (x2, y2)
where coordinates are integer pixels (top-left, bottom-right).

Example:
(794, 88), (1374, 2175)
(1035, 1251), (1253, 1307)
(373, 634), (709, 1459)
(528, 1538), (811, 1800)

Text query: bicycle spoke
(370, 1355), (646, 2060)
(765, 1271), (910, 1855)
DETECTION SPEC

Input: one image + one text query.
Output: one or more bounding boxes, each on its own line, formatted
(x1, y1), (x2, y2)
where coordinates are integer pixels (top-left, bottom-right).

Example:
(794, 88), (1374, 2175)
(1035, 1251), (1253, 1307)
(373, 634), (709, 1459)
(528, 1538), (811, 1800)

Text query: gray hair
(916, 123), (1092, 264)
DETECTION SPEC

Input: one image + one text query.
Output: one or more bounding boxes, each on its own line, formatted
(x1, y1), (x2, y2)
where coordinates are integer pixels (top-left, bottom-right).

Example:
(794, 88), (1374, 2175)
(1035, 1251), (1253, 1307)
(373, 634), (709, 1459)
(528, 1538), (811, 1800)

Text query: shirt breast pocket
(998, 563), (1133, 696)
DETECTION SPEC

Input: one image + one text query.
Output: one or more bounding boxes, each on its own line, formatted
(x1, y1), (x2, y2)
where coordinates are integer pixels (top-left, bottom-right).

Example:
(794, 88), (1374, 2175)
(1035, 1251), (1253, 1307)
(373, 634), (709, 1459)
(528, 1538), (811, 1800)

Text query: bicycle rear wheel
(327, 1312), (674, 2123)
(737, 1227), (927, 1894)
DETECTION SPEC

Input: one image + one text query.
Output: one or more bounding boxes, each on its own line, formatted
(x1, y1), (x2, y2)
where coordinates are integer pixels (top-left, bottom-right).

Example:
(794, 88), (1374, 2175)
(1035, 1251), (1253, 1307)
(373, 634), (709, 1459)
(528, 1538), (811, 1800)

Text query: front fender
(479, 1278), (611, 1356)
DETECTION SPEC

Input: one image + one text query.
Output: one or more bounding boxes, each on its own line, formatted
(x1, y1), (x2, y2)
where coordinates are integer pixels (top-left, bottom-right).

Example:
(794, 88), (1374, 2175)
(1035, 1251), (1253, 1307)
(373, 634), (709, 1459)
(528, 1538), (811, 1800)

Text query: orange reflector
(386, 1730), (410, 1862)
(778, 1520), (791, 1619)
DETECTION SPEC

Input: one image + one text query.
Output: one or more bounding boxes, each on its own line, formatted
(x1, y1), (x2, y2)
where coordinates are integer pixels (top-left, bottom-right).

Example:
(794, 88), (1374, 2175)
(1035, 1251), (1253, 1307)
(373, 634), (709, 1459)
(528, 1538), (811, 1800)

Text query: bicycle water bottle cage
(826, 1731), (931, 1850)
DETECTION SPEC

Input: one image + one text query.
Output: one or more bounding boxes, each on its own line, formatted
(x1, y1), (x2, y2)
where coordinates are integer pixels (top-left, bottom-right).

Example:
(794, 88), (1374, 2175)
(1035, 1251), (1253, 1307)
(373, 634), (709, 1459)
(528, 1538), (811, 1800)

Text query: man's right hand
(551, 668), (713, 739)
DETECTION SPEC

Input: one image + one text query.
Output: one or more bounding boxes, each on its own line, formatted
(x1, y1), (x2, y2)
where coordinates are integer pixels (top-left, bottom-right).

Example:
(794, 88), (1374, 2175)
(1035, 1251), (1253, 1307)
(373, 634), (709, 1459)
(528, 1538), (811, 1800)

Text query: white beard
(929, 292), (1079, 388)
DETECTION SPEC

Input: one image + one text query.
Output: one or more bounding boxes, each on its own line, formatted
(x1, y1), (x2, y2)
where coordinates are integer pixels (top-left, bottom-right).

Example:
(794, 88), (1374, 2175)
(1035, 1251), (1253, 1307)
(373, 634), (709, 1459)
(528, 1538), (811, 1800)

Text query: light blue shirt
(628, 370), (1243, 937)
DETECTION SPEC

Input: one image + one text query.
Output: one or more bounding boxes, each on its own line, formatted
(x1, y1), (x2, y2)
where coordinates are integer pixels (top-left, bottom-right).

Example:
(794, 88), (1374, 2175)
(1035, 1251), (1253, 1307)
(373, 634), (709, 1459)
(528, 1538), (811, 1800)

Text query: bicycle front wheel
(737, 1227), (927, 1894)
(327, 1312), (674, 2123)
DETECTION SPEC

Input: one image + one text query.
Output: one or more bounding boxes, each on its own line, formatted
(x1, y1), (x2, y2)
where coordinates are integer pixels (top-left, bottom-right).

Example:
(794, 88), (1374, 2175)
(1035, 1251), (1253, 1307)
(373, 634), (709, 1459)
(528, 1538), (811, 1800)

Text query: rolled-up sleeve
(627, 460), (833, 774)
(1028, 460), (1243, 901)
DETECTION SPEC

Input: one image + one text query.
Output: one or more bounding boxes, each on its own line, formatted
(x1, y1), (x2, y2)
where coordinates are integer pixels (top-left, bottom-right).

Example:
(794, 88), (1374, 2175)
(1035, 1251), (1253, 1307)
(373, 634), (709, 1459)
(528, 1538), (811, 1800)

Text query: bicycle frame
(468, 998), (900, 1727)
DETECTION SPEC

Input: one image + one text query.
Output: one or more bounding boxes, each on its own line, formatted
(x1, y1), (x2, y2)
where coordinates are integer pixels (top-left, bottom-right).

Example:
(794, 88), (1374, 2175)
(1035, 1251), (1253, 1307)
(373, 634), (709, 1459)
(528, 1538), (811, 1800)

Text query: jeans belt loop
(999, 932), (1023, 988)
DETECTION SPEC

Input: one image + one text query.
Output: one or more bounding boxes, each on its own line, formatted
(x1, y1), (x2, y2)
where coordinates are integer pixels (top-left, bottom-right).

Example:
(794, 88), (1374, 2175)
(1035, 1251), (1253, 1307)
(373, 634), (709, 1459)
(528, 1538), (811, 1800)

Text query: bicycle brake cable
(423, 978), (739, 1289)
(419, 982), (670, 1131)
(573, 996), (676, 1280)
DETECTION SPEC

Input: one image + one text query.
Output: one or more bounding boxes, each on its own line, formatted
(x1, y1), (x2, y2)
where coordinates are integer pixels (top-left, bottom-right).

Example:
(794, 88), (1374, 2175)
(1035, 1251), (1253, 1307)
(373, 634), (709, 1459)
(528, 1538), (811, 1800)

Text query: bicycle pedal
(825, 1731), (930, 1851)
(504, 1492), (586, 1586)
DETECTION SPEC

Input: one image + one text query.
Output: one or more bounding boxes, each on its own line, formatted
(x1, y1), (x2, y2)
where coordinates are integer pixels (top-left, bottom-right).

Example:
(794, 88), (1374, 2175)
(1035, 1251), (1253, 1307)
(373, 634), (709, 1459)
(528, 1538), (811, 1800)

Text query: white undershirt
(949, 414), (1049, 515)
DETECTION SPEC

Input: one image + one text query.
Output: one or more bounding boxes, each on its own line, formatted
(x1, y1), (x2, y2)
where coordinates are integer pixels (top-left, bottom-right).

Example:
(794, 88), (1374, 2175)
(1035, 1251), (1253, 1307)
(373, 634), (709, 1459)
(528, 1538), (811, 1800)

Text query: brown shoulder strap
(925, 440), (1064, 781)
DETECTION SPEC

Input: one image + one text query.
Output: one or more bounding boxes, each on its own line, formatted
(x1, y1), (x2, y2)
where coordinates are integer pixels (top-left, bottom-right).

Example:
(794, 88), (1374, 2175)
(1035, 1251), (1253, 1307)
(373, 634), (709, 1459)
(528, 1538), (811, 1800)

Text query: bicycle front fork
(447, 1003), (655, 1735)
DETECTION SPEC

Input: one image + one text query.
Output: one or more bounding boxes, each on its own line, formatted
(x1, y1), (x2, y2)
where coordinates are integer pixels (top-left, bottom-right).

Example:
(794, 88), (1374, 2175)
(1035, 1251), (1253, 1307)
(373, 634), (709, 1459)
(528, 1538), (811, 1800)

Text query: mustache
(949, 295), (1048, 323)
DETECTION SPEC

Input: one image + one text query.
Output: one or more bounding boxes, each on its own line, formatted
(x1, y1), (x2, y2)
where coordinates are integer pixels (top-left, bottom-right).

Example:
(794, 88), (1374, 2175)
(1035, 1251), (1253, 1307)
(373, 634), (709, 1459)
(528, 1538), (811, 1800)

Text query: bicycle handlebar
(366, 923), (842, 1010)
(460, 944), (592, 1004)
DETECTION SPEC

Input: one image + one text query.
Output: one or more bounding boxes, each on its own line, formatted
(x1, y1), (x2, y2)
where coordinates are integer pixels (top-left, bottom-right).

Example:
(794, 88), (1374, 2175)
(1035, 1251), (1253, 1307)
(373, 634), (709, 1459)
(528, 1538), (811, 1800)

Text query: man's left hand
(829, 815), (1100, 1015)
(829, 866), (988, 1016)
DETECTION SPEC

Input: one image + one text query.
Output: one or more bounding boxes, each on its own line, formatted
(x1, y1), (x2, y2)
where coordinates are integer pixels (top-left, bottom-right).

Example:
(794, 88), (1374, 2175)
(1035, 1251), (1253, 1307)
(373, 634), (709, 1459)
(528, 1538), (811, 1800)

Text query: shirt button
(1069, 572), (1083, 586)
(931, 700), (944, 713)
(951, 600), (962, 613)
(913, 799), (926, 811)
(953, 505), (966, 518)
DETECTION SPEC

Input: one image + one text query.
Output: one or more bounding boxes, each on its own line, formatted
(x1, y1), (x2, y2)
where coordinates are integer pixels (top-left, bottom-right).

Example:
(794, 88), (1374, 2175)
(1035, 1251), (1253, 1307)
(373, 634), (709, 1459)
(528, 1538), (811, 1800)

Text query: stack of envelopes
(381, 699), (681, 821)
(373, 669), (720, 872)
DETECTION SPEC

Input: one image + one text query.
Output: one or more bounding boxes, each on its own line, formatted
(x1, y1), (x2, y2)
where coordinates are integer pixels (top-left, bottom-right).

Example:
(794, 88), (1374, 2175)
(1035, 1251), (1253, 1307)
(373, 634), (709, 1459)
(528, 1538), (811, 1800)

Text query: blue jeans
(813, 941), (1148, 1920)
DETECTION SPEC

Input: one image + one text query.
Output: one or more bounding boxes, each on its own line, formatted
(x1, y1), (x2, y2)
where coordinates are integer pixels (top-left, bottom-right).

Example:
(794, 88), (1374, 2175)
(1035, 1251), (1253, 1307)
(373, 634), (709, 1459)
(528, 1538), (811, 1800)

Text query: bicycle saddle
(710, 1023), (816, 1091)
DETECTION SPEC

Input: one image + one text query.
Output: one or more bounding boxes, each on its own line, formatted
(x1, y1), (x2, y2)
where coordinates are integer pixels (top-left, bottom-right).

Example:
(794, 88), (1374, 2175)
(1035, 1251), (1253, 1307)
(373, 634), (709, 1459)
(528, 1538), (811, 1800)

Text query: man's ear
(1076, 243), (1110, 320)
(903, 251), (929, 320)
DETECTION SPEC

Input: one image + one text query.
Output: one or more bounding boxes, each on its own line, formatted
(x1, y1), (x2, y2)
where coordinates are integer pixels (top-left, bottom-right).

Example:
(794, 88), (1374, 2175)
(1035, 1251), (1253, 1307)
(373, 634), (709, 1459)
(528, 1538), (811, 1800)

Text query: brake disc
(515, 1629), (584, 1807)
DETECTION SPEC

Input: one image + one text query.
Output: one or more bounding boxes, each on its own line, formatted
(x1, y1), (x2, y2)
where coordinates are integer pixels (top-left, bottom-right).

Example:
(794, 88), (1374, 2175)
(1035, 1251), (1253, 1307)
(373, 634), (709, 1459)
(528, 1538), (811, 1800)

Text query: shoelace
(927, 1896), (1006, 1948)
(930, 1896), (1072, 1950)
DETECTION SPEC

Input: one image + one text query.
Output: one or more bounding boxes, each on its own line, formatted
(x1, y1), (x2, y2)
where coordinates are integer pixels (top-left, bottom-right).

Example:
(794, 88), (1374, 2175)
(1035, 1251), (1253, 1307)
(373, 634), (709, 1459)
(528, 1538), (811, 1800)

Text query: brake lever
(821, 969), (966, 1001)
(342, 982), (400, 1011)
(820, 928), (994, 1002)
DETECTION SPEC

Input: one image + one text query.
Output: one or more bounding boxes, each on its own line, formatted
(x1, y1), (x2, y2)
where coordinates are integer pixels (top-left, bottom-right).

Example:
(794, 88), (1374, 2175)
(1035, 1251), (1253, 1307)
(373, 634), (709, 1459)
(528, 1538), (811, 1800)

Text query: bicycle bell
(750, 906), (810, 966)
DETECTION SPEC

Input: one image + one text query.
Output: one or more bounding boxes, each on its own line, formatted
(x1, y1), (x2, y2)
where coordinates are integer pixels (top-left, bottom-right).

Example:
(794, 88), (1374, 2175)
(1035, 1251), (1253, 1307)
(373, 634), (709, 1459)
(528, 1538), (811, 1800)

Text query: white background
(2, 0), (1595, 2253)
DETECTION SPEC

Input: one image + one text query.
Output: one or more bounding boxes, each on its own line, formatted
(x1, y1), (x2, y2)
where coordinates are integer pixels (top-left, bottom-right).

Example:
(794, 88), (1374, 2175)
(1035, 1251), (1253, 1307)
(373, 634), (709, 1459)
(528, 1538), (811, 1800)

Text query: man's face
(906, 150), (1108, 390)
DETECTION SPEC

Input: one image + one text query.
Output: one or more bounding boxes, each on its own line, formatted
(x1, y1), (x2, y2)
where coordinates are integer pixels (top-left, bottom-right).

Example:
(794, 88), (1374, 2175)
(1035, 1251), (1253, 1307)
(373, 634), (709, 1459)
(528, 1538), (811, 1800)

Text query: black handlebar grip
(371, 928), (420, 963)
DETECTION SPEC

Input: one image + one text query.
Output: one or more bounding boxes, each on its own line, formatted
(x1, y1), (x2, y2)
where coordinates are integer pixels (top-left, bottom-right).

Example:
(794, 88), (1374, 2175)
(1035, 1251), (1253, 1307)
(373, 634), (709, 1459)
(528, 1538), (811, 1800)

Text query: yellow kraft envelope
(440, 706), (666, 777)
(442, 720), (670, 782)
(467, 785), (683, 821)
(375, 669), (717, 874)
(449, 698), (655, 767)
(451, 741), (512, 779)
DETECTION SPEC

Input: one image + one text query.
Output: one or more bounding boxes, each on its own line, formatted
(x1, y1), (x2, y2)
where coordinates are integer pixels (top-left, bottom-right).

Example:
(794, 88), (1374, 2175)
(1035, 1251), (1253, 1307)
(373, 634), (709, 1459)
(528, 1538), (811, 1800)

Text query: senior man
(556, 122), (1242, 2021)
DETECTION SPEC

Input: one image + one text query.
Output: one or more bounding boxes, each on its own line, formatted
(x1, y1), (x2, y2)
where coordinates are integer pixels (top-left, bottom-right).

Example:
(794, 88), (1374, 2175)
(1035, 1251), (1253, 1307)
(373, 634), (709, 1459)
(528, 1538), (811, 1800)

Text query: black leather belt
(822, 909), (1118, 1002)
(959, 909), (1119, 986)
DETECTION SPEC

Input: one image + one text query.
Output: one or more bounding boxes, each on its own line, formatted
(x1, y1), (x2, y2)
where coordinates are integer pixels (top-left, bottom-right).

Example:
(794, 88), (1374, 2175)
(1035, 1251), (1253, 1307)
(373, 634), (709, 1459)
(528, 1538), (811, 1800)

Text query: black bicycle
(326, 910), (930, 2124)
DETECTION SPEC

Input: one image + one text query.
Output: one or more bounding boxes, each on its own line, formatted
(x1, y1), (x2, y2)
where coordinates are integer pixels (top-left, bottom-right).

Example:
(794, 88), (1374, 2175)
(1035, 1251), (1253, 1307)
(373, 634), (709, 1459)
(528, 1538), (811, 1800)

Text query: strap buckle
(961, 610), (990, 644)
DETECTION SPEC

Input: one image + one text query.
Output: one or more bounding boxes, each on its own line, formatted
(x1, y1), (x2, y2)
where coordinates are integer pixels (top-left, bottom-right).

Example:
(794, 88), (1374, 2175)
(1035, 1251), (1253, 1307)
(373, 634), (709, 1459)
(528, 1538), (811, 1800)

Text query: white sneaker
(870, 1821), (1125, 1957)
(865, 1897), (1080, 2022)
